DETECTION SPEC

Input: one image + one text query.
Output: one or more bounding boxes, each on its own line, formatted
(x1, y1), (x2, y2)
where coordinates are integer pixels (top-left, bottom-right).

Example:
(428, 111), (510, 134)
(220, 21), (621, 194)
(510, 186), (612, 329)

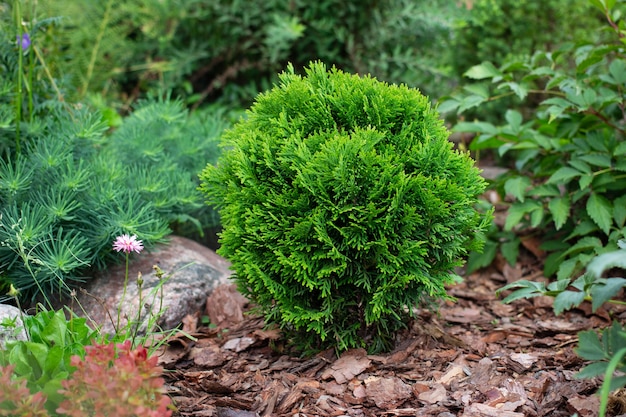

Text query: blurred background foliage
(14, 0), (601, 112)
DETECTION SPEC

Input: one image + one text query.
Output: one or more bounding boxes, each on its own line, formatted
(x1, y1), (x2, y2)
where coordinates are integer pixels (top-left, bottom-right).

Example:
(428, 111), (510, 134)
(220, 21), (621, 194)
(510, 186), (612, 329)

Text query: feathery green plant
(201, 62), (492, 354)
(0, 97), (228, 301)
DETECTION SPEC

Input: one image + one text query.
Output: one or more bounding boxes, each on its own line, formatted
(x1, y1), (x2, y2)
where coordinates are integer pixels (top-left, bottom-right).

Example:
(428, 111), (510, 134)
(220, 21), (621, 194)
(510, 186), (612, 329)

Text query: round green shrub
(200, 62), (491, 353)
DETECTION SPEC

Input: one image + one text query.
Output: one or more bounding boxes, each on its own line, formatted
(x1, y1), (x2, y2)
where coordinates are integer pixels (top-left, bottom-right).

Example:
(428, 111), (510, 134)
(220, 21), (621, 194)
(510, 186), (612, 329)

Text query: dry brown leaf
(364, 376), (413, 410)
(206, 284), (248, 330)
(222, 336), (255, 352)
(320, 349), (371, 384)
(416, 383), (446, 404)
(189, 344), (225, 367)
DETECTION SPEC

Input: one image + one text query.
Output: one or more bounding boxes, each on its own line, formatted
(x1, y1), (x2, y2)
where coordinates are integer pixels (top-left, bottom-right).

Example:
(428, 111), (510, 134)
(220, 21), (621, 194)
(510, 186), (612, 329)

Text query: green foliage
(200, 62), (491, 354)
(497, 239), (626, 313)
(0, 338), (171, 417)
(498, 240), (626, 416)
(451, 0), (600, 77)
(0, 97), (227, 300)
(576, 321), (626, 417)
(11, 0), (466, 109)
(446, 0), (602, 123)
(0, 308), (97, 414)
(442, 0), (626, 280)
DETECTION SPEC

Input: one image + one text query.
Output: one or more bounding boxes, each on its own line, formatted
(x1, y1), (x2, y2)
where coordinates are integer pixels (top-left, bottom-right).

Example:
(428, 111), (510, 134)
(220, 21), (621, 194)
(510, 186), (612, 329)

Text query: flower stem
(116, 252), (130, 332)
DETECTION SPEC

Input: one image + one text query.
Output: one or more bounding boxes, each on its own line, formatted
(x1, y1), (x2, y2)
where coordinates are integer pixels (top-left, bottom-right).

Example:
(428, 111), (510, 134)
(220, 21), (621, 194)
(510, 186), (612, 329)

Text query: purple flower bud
(17, 33), (30, 50)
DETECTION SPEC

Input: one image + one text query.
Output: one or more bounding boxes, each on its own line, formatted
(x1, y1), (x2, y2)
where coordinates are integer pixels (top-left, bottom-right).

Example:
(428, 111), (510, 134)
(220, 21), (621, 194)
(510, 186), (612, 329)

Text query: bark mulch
(159, 252), (612, 417)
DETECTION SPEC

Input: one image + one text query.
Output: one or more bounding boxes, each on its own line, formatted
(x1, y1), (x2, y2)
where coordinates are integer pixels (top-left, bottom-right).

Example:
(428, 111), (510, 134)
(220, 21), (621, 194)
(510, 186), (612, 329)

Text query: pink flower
(112, 234), (144, 254)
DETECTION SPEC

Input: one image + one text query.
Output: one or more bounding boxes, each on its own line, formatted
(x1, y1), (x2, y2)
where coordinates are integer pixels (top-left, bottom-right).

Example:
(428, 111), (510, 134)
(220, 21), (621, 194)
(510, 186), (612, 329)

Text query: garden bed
(161, 252), (605, 417)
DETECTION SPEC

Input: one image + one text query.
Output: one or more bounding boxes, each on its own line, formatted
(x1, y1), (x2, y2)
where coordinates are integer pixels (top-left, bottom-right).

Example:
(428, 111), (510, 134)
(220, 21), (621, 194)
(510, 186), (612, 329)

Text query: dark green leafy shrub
(442, 0), (626, 280)
(200, 62), (491, 353)
(451, 0), (599, 77)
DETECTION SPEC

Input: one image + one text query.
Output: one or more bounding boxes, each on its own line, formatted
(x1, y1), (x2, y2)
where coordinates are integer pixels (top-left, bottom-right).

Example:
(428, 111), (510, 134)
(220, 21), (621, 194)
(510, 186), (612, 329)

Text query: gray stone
(70, 235), (233, 336)
(0, 304), (28, 349)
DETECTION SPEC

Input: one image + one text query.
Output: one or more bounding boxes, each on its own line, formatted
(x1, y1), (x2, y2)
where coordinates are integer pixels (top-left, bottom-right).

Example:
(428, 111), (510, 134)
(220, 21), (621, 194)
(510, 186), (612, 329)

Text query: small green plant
(56, 340), (172, 417)
(201, 62), (492, 353)
(498, 240), (626, 417)
(577, 322), (626, 417)
(0, 307), (98, 414)
(0, 364), (48, 417)
(441, 0), (626, 280)
(0, 341), (172, 417)
(0, 97), (227, 301)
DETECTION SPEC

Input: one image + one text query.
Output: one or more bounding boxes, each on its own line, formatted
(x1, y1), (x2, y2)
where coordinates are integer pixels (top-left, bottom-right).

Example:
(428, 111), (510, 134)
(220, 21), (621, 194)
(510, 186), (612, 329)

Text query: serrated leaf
(615, 196), (626, 227)
(547, 167), (582, 184)
(568, 159), (592, 174)
(578, 153), (612, 168)
(452, 121), (498, 134)
(504, 201), (541, 231)
(591, 277), (626, 311)
(464, 62), (501, 80)
(436, 99), (460, 114)
(587, 193), (613, 235)
(554, 290), (587, 315)
(458, 95), (488, 113)
(575, 329), (606, 361)
(504, 109), (523, 130)
(462, 84), (490, 98)
(497, 280), (546, 300)
(530, 207), (544, 228)
(579, 174), (594, 190)
(500, 287), (543, 304)
(557, 257), (583, 281)
(504, 176), (531, 202)
(503, 82), (529, 100)
(501, 238), (520, 266)
(615, 142), (626, 156)
(548, 196), (571, 230)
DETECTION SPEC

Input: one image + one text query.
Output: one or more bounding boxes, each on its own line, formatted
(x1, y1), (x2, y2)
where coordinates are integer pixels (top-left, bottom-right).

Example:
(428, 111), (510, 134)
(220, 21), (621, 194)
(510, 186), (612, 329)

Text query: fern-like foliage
(200, 62), (492, 354)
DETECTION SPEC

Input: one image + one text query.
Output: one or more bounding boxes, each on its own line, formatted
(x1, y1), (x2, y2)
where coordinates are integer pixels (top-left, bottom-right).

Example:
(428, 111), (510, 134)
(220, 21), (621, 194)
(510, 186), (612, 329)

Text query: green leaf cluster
(576, 321), (626, 417)
(445, 0), (626, 280)
(447, 0), (601, 122)
(200, 62), (491, 354)
(0, 308), (97, 415)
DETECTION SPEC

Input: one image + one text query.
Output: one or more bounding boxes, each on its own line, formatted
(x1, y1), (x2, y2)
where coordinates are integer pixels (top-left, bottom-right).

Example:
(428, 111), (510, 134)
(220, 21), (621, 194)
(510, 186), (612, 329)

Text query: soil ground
(159, 245), (616, 417)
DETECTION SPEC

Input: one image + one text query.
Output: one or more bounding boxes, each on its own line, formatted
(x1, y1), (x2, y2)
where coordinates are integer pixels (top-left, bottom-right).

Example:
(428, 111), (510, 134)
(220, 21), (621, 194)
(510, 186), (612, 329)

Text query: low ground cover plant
(442, 0), (626, 413)
(0, 234), (175, 416)
(0, 340), (171, 417)
(442, 0), (626, 281)
(201, 62), (492, 354)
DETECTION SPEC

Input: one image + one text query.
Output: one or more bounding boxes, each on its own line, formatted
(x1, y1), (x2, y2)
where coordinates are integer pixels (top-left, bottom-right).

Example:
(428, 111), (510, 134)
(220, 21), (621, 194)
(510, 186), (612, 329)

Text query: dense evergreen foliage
(201, 62), (491, 353)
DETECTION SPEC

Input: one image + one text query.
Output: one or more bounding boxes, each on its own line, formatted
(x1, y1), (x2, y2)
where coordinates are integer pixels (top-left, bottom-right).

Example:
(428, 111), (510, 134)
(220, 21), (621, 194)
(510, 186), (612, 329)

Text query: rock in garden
(69, 235), (232, 335)
(0, 304), (28, 348)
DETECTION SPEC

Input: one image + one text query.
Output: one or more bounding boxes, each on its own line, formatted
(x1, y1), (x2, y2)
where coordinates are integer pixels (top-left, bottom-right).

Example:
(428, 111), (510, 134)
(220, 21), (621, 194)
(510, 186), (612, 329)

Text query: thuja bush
(200, 62), (492, 353)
